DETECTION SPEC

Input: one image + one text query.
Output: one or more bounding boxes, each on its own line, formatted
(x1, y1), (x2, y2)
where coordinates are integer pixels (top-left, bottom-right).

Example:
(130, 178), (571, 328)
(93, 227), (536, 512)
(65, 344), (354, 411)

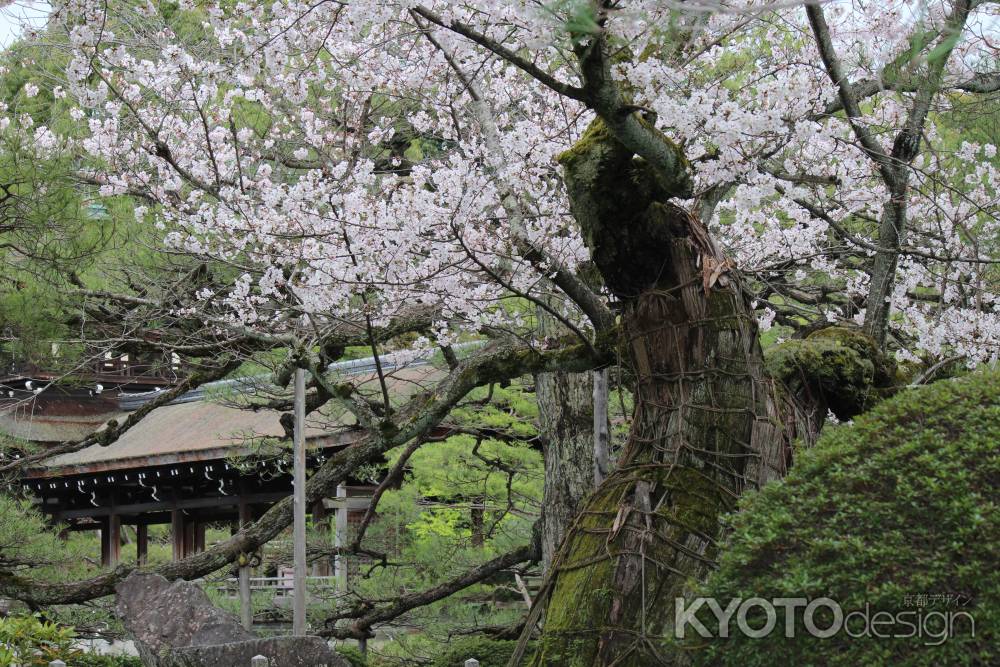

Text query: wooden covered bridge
(3, 355), (438, 573)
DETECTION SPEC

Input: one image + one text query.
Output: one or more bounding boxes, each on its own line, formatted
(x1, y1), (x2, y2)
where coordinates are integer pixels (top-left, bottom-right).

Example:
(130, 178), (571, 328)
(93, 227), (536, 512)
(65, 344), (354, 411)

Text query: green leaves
(693, 371), (1000, 666)
(541, 0), (600, 43)
(0, 614), (142, 666)
(331, 381), (542, 659)
(0, 614), (77, 667)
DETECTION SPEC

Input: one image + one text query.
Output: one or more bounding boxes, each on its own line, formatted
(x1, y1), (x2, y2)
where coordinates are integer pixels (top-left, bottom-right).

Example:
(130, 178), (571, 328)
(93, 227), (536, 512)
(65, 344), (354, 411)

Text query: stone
(116, 572), (348, 667)
(169, 636), (342, 667)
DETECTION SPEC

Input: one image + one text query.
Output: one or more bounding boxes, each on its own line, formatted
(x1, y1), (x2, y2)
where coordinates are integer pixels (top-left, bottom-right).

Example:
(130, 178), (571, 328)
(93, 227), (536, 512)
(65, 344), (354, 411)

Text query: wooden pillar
(137, 523), (148, 565)
(194, 522), (206, 554)
(238, 498), (253, 630)
(470, 496), (485, 548)
(100, 519), (110, 568)
(109, 514), (121, 567)
(171, 510), (185, 561)
(183, 520), (196, 557)
(101, 514), (121, 568)
(334, 484), (348, 590)
(292, 368), (307, 636)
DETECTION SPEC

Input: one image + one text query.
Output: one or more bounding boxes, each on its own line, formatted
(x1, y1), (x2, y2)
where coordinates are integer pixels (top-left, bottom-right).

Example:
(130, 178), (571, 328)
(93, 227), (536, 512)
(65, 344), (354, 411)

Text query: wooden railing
(205, 574), (339, 598)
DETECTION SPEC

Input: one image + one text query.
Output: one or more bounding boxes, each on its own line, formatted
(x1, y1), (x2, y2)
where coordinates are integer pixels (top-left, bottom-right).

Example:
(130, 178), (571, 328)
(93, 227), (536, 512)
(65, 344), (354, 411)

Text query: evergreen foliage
(693, 371), (1000, 666)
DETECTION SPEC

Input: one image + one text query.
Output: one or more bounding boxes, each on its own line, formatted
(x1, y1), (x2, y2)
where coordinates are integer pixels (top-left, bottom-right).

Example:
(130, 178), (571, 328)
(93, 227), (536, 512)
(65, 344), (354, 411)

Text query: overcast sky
(0, 1), (50, 50)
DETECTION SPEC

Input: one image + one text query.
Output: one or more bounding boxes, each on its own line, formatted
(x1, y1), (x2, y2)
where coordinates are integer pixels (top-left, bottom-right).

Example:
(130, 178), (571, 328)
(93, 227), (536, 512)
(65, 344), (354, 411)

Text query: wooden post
(171, 509), (185, 561)
(593, 368), (610, 484)
(183, 519), (196, 558)
(101, 514), (121, 567)
(195, 522), (206, 553)
(109, 513), (121, 566)
(137, 523), (148, 565)
(238, 499), (253, 631)
(334, 484), (348, 591)
(100, 518), (110, 567)
(292, 367), (307, 636)
(470, 495), (485, 547)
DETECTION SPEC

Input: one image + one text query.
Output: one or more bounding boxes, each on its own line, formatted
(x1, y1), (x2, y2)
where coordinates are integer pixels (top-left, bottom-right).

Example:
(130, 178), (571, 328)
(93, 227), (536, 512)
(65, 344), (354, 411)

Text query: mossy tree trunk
(528, 121), (808, 665)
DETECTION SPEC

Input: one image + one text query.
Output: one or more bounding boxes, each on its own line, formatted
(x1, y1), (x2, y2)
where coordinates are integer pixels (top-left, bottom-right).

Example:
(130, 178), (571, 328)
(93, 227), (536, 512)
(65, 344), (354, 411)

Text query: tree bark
(592, 368), (610, 485)
(527, 119), (808, 665)
(535, 292), (613, 573)
(536, 364), (597, 573)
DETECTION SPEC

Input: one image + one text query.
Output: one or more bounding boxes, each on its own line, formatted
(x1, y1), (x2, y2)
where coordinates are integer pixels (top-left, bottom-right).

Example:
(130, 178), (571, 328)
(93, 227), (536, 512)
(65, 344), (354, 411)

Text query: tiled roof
(19, 360), (443, 477)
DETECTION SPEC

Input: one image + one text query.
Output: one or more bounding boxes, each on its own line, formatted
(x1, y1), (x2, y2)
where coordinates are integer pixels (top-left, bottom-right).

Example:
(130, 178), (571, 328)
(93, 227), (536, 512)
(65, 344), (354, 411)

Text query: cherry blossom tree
(0, 0), (996, 661)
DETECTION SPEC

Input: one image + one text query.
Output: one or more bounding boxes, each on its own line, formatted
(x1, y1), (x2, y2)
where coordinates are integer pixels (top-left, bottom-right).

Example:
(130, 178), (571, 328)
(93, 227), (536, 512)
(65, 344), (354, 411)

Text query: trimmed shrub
(691, 371), (999, 666)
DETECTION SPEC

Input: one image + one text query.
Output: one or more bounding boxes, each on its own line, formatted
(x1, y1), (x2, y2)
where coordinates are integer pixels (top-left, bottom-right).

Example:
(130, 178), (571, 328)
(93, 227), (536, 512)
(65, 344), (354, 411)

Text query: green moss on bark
(764, 327), (895, 420)
(533, 109), (802, 667)
(534, 464), (738, 666)
(557, 118), (693, 299)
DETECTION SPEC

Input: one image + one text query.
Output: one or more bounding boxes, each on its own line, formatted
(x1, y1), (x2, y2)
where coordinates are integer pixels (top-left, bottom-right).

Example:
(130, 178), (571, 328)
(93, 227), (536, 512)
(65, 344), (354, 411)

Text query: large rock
(116, 572), (348, 667)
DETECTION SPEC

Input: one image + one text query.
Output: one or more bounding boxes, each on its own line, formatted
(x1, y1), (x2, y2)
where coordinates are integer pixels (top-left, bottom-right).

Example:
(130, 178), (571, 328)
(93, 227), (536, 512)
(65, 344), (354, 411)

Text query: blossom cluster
(26, 0), (1000, 362)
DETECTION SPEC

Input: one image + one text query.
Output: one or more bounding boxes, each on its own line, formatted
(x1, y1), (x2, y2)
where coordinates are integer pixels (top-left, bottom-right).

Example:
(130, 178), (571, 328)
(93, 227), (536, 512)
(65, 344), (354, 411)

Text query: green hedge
(691, 371), (999, 666)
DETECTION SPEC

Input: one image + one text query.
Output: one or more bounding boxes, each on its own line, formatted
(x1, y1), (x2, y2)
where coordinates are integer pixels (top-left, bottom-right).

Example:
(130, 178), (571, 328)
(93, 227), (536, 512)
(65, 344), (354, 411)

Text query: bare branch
(410, 6), (588, 102)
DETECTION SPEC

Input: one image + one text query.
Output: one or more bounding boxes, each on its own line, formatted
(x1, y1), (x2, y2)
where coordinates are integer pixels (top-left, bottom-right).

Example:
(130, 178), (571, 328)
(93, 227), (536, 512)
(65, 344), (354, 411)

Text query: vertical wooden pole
(100, 518), (111, 568)
(107, 513), (121, 567)
(292, 367), (307, 636)
(195, 522), (206, 553)
(593, 368), (610, 485)
(171, 510), (185, 561)
(136, 523), (148, 566)
(334, 484), (348, 591)
(183, 520), (196, 558)
(470, 496), (485, 547)
(238, 499), (253, 630)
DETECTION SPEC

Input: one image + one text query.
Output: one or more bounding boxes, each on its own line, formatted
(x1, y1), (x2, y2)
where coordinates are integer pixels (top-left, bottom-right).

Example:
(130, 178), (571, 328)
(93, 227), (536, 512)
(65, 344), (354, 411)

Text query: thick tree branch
(806, 2), (896, 183)
(321, 543), (538, 639)
(571, 2), (694, 200)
